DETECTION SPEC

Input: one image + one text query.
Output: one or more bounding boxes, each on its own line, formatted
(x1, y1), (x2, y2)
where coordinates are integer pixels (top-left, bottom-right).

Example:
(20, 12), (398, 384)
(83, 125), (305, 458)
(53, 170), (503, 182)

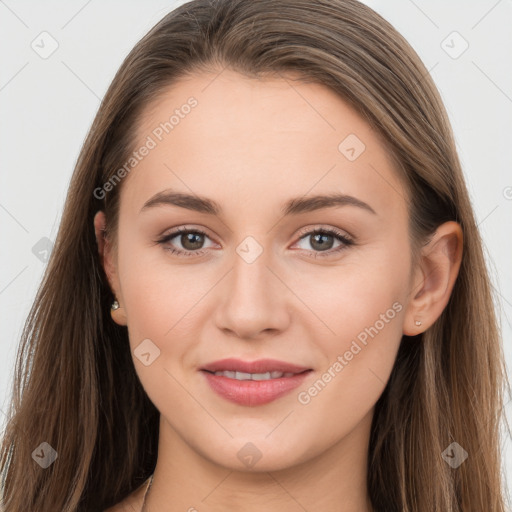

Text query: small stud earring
(111, 300), (120, 311)
(415, 320), (422, 326)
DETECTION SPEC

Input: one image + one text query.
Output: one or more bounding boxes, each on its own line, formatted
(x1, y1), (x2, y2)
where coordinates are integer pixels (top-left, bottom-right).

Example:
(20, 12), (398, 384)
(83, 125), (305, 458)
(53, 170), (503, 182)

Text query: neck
(145, 410), (374, 512)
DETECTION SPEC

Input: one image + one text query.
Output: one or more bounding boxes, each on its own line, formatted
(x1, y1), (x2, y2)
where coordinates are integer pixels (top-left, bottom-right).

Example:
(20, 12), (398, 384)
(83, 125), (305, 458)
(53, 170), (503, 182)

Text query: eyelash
(155, 225), (355, 259)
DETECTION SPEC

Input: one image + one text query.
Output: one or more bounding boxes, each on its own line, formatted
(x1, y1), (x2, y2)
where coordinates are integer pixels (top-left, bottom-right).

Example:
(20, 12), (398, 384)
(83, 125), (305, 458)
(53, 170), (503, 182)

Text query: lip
(200, 358), (312, 406)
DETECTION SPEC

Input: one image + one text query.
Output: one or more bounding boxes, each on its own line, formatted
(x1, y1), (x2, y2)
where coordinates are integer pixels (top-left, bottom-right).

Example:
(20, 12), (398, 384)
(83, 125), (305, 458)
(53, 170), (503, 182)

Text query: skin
(97, 68), (463, 511)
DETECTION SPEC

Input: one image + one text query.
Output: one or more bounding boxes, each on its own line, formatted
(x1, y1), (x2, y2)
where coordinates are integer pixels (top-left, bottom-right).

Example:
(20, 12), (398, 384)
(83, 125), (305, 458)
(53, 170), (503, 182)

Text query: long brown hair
(1, 0), (509, 510)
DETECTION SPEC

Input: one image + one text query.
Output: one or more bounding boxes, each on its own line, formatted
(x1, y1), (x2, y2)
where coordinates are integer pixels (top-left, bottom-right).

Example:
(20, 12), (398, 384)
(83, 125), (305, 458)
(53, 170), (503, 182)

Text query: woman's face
(104, 68), (418, 471)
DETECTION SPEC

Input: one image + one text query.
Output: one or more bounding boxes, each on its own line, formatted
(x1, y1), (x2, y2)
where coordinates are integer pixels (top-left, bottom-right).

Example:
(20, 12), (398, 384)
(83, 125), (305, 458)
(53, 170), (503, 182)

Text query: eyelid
(289, 225), (355, 258)
(156, 225), (218, 249)
(157, 225), (217, 244)
(158, 224), (214, 238)
(294, 224), (354, 242)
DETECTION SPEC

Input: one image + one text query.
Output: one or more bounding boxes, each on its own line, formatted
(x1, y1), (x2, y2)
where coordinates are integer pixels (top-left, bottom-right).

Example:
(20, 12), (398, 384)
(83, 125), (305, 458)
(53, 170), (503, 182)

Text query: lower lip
(201, 370), (312, 406)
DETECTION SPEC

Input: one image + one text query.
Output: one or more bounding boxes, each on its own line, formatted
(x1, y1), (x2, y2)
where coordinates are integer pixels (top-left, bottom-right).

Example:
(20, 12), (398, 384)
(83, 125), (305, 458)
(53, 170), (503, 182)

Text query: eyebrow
(140, 189), (377, 216)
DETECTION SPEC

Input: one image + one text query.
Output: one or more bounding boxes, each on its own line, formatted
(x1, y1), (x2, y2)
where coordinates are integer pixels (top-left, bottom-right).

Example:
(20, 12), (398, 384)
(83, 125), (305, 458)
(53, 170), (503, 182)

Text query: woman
(1, 0), (509, 510)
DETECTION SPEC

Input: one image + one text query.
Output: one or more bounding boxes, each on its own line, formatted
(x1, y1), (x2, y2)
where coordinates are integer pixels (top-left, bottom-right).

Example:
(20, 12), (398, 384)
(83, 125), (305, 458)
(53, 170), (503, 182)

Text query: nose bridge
(233, 239), (270, 297)
(213, 235), (290, 338)
(229, 236), (276, 312)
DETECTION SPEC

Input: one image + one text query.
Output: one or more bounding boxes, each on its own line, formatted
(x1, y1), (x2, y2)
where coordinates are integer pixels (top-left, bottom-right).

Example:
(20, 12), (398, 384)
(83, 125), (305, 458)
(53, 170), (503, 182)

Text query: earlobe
(403, 221), (463, 336)
(110, 299), (128, 326)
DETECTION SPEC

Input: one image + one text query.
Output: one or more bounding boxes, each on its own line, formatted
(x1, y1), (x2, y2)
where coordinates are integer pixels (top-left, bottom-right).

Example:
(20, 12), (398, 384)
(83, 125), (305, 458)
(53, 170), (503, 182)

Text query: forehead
(121, 68), (408, 222)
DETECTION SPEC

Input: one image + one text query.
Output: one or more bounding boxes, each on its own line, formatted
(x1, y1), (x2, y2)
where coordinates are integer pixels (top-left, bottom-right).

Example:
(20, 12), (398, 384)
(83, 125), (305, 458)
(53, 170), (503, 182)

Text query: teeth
(212, 370), (296, 380)
(251, 372), (272, 381)
(235, 371), (253, 380)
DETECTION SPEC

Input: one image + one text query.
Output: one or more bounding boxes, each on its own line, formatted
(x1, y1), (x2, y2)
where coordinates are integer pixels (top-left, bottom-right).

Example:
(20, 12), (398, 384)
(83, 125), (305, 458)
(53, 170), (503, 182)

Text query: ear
(93, 211), (127, 326)
(403, 221), (463, 335)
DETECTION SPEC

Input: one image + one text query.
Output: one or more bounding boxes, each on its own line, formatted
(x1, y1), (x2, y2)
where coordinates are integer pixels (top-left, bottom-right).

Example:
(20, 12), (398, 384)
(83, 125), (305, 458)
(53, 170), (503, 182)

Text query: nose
(213, 245), (291, 340)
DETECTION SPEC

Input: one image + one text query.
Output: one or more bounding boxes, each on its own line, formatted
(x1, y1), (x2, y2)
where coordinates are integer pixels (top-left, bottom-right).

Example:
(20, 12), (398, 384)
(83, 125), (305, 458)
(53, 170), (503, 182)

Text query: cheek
(116, 235), (218, 360)
(289, 244), (408, 345)
(115, 241), (213, 409)
(289, 249), (408, 445)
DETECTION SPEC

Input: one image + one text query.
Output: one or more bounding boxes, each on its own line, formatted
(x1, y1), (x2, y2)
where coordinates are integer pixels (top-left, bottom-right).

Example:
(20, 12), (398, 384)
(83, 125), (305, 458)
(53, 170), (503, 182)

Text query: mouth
(200, 358), (313, 406)
(204, 370), (300, 380)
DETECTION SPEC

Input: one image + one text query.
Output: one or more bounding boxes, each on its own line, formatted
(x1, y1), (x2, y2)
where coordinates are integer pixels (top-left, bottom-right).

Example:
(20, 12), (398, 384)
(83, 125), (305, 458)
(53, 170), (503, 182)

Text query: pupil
(182, 232), (203, 250)
(311, 233), (333, 251)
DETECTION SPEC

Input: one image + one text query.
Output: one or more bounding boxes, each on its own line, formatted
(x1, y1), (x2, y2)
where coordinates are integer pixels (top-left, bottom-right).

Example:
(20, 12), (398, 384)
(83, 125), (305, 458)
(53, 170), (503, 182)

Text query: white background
(1, 0), (511, 503)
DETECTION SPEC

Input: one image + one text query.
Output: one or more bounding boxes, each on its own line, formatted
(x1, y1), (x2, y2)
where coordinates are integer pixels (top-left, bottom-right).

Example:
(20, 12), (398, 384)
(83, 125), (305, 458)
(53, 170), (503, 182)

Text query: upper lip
(200, 358), (311, 374)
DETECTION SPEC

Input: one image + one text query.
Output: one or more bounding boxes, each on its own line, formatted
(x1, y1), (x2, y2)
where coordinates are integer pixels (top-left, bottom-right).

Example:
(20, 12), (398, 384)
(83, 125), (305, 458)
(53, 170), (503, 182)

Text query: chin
(196, 435), (311, 473)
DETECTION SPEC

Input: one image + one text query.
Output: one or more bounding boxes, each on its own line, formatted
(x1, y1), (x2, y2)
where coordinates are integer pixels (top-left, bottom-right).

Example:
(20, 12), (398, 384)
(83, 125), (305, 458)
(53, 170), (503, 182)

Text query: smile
(200, 358), (313, 406)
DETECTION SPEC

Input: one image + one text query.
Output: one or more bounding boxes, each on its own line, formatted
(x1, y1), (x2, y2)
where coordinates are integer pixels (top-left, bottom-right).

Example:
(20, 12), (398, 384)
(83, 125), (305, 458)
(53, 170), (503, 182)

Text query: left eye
(292, 228), (354, 257)
(157, 227), (214, 256)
